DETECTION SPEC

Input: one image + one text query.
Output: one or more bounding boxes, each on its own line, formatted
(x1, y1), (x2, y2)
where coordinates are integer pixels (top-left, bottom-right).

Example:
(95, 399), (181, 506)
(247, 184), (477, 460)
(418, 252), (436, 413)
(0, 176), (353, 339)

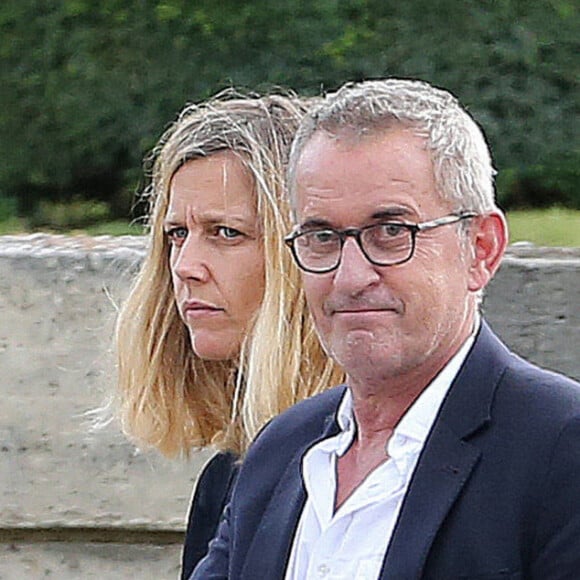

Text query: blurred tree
(0, 0), (578, 217)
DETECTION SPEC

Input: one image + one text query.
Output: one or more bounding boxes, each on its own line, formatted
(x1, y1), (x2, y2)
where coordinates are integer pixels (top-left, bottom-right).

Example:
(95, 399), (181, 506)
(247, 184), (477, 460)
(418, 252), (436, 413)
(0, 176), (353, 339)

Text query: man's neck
(347, 316), (479, 445)
(335, 322), (479, 511)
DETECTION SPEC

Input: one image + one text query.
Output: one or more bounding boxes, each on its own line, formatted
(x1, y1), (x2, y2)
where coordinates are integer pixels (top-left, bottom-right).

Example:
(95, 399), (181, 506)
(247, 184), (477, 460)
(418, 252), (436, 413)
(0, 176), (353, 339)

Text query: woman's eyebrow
(198, 213), (256, 227)
(163, 214), (182, 228)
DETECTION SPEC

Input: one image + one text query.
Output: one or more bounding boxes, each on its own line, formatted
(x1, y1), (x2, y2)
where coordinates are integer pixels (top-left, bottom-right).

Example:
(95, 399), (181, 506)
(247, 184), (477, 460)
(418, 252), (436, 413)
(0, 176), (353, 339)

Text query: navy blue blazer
(191, 322), (580, 579)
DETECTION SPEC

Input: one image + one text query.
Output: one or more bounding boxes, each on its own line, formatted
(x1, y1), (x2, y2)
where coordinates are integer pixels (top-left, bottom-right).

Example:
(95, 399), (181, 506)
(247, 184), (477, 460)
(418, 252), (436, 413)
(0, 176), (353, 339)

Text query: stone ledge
(0, 542), (182, 580)
(0, 233), (578, 536)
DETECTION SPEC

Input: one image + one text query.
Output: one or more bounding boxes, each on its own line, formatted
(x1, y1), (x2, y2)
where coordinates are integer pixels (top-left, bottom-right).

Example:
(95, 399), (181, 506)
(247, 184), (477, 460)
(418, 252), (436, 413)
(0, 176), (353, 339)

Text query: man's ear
(467, 212), (508, 292)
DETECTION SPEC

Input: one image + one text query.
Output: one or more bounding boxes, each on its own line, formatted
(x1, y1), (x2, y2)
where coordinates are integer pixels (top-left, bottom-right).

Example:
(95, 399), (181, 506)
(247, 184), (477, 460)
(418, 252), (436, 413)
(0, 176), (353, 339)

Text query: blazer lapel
(241, 410), (341, 578)
(380, 422), (481, 580)
(380, 322), (511, 580)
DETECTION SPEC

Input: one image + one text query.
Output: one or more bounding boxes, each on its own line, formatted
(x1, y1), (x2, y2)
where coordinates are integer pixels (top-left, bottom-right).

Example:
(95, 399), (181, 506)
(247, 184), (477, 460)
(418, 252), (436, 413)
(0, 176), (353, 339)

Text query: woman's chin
(190, 333), (240, 362)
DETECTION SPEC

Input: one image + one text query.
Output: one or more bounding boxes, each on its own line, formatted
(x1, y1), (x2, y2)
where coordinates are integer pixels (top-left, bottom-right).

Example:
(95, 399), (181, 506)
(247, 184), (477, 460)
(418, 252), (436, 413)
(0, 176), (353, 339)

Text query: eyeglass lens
(294, 224), (414, 271)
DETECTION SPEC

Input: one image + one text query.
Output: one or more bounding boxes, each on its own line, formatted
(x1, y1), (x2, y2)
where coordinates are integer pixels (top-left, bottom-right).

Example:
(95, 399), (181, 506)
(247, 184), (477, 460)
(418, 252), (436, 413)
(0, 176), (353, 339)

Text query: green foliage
(29, 198), (111, 230)
(0, 194), (21, 234)
(498, 152), (580, 210)
(0, 196), (17, 221)
(507, 208), (580, 246)
(83, 219), (145, 236)
(1, 0), (578, 217)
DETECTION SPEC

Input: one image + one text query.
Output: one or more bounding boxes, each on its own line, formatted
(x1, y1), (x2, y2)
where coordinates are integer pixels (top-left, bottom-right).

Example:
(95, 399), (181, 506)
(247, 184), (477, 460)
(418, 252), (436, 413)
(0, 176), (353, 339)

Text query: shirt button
(318, 564), (330, 577)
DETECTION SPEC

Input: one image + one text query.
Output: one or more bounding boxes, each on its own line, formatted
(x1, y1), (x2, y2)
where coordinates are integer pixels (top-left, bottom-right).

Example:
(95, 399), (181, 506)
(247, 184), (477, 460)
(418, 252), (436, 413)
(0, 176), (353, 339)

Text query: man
(192, 79), (580, 579)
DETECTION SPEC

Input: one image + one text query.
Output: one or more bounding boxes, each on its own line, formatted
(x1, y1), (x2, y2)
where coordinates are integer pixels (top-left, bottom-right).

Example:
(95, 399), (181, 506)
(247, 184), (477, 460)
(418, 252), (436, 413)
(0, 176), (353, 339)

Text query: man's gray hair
(288, 79), (498, 215)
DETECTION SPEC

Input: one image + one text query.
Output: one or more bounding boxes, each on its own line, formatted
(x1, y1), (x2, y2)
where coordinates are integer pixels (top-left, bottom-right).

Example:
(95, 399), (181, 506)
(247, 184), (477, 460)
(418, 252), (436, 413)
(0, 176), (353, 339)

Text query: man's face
(294, 128), (479, 388)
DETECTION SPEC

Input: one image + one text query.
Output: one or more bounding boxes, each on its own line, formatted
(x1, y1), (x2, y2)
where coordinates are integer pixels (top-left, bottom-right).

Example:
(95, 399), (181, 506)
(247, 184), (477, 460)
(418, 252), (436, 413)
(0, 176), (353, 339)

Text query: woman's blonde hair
(115, 90), (343, 457)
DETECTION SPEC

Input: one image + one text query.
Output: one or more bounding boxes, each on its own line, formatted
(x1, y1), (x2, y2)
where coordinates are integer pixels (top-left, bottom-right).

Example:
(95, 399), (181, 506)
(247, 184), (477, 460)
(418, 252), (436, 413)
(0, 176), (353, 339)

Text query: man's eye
(376, 223), (406, 237)
(311, 230), (337, 244)
(297, 230), (339, 253)
(166, 226), (188, 244)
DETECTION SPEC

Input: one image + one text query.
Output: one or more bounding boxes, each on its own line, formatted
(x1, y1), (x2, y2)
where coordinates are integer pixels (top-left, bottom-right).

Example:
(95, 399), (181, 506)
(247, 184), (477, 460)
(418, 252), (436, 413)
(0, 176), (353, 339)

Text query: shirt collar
(336, 387), (354, 433)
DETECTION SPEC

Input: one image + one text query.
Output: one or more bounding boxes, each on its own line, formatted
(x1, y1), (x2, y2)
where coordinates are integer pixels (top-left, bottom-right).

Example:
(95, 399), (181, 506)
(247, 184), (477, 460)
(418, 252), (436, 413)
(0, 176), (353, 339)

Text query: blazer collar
(380, 321), (512, 580)
(436, 320), (512, 439)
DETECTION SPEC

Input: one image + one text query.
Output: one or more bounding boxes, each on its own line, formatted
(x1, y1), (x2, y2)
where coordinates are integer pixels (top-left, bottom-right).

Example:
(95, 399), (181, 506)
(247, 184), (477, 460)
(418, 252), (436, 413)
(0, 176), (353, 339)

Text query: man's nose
(172, 235), (211, 283)
(332, 237), (380, 292)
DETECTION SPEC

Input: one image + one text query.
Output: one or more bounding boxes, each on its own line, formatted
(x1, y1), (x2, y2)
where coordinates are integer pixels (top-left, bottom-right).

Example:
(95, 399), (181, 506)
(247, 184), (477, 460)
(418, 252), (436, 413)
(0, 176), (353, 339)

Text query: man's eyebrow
(298, 208), (414, 230)
(371, 207), (413, 220)
(298, 218), (335, 230)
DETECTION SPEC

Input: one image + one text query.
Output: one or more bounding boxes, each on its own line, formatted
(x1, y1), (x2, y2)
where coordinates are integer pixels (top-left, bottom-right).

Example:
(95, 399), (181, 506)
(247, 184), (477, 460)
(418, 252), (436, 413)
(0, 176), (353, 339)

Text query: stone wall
(1, 234), (579, 579)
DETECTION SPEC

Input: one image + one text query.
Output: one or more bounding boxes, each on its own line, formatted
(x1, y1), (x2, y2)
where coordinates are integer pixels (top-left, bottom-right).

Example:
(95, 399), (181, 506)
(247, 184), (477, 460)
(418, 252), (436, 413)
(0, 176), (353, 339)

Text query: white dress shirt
(284, 330), (477, 580)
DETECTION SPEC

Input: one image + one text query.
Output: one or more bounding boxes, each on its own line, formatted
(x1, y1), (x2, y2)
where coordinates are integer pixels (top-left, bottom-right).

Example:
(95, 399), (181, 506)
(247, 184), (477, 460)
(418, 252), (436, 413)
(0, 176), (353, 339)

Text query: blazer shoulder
(244, 385), (345, 462)
(431, 321), (580, 439)
(277, 384), (346, 422)
(502, 354), (580, 419)
(477, 320), (580, 404)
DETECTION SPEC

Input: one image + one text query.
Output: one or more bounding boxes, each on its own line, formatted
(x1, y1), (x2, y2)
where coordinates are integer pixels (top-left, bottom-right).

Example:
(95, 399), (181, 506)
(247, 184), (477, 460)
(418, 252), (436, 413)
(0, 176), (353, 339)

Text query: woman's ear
(467, 212), (508, 293)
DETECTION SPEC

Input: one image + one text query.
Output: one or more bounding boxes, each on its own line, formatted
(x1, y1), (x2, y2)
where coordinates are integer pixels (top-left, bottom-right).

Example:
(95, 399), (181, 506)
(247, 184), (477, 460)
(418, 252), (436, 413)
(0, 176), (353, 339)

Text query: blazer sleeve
(181, 452), (238, 580)
(530, 416), (580, 579)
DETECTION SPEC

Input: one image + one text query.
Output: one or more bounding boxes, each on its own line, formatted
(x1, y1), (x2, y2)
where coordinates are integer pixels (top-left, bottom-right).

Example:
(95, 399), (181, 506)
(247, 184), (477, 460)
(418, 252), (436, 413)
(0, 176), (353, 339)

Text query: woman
(114, 91), (343, 578)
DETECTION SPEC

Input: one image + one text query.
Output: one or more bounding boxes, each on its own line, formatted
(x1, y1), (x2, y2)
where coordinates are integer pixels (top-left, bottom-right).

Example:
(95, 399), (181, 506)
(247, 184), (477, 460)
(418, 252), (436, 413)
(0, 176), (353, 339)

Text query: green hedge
(1, 0), (578, 219)
(498, 153), (580, 210)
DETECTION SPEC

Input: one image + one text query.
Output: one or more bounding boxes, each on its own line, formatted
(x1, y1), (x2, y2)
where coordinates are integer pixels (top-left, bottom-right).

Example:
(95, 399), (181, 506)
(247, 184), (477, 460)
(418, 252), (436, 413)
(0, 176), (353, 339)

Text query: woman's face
(164, 152), (265, 361)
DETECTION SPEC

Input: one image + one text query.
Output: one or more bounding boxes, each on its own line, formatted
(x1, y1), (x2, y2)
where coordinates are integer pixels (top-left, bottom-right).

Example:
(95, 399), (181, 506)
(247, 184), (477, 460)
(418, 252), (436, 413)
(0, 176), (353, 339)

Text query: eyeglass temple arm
(416, 212), (477, 232)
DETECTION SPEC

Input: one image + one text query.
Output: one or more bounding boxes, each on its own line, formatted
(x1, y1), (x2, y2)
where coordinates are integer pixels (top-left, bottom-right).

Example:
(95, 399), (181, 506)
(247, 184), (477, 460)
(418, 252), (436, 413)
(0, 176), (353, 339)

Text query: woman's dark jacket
(181, 452), (239, 579)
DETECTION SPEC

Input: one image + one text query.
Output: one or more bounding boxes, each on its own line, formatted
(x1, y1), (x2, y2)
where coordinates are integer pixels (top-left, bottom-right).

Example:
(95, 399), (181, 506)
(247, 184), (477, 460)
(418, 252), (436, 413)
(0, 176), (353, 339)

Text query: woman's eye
(215, 226), (244, 240)
(166, 226), (188, 244)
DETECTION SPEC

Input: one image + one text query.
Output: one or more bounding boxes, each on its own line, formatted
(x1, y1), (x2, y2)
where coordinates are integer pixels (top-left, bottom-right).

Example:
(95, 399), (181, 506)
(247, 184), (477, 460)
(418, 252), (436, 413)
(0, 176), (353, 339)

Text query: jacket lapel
(380, 422), (481, 580)
(241, 408), (341, 578)
(380, 322), (512, 580)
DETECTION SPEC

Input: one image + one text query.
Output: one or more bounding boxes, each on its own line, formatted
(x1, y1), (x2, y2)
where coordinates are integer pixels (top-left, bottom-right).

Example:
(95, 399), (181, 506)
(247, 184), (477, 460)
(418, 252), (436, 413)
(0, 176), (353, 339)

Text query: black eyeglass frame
(284, 212), (477, 274)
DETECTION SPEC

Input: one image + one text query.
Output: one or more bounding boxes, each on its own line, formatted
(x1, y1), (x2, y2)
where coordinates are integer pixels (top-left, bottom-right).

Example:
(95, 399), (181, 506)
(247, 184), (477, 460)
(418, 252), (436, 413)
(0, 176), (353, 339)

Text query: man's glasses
(284, 212), (477, 274)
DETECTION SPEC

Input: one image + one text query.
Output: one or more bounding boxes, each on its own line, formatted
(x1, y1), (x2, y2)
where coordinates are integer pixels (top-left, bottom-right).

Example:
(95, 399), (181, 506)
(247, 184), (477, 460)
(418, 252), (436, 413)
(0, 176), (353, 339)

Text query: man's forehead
(297, 126), (429, 173)
(289, 125), (428, 222)
(295, 129), (435, 210)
